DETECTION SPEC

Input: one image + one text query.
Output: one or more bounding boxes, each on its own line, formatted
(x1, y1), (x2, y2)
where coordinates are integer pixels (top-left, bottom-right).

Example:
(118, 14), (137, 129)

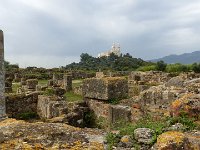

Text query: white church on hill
(98, 43), (121, 58)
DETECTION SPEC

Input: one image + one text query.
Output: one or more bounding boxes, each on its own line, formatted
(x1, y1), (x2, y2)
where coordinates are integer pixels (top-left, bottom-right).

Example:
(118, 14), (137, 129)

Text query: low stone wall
(86, 98), (110, 120)
(86, 98), (132, 125)
(6, 92), (38, 118)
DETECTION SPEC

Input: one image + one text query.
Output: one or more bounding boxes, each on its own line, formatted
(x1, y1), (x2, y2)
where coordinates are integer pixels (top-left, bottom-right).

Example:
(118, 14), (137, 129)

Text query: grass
(64, 91), (83, 102)
(38, 80), (48, 86)
(72, 79), (83, 88)
(12, 82), (21, 93)
(105, 114), (200, 149)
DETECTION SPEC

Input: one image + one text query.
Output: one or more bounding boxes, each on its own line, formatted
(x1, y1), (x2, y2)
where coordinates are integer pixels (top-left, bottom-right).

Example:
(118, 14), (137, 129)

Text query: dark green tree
(156, 60), (167, 71)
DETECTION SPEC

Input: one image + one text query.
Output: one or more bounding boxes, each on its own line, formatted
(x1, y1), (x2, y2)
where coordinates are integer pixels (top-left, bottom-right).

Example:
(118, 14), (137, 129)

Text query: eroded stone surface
(0, 30), (5, 120)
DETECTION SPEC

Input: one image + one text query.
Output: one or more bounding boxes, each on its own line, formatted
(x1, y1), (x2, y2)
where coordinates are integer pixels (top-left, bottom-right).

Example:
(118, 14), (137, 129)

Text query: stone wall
(86, 98), (132, 125)
(6, 92), (38, 118)
(0, 30), (5, 120)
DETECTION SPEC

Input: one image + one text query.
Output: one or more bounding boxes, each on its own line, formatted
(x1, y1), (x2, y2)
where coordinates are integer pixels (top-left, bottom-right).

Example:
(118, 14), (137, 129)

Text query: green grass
(72, 79), (83, 88)
(38, 80), (48, 86)
(12, 82), (21, 93)
(64, 91), (83, 102)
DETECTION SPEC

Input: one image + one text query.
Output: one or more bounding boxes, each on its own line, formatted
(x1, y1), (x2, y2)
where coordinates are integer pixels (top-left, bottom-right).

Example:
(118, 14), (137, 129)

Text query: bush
(191, 63), (200, 73)
(156, 60), (167, 71)
(136, 65), (156, 71)
(166, 63), (190, 73)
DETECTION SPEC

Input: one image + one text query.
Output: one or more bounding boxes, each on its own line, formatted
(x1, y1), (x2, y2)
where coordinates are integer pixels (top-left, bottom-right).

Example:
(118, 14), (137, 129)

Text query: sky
(1, 0), (200, 68)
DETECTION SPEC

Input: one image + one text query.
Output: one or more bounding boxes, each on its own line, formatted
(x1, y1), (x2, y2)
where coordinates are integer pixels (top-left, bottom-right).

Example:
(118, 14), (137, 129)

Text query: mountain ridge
(150, 51), (200, 64)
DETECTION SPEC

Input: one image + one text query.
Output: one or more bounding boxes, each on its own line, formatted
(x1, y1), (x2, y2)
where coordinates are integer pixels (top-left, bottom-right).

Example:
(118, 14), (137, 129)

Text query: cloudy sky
(1, 0), (200, 68)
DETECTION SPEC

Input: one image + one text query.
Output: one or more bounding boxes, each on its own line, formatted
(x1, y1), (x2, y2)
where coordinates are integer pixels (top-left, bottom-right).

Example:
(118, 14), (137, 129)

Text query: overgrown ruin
(0, 30), (200, 149)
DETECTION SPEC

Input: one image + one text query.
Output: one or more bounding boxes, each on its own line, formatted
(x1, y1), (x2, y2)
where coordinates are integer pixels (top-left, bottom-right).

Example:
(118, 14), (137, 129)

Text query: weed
(63, 92), (83, 102)
(106, 133), (121, 150)
(44, 88), (55, 96)
(16, 112), (38, 120)
(166, 113), (197, 131)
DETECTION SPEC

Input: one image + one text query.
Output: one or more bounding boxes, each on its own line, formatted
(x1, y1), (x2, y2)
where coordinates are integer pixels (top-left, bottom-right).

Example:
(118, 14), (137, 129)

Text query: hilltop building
(98, 43), (121, 57)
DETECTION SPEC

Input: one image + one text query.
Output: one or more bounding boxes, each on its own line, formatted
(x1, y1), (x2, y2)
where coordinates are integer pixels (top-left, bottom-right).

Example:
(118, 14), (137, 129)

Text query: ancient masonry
(0, 30), (5, 120)
(98, 43), (121, 57)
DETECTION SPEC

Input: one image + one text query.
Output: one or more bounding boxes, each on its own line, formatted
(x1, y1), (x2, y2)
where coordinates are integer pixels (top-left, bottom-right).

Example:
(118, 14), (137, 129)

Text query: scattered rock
(134, 128), (154, 144)
(167, 123), (185, 131)
(117, 135), (133, 148)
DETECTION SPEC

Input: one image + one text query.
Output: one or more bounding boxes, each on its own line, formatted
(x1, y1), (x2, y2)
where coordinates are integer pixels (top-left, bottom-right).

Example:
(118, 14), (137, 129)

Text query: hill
(150, 51), (200, 64)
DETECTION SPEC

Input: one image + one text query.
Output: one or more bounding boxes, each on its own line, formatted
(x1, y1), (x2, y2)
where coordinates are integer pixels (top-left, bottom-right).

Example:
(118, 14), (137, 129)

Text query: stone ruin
(82, 77), (132, 126)
(0, 30), (6, 120)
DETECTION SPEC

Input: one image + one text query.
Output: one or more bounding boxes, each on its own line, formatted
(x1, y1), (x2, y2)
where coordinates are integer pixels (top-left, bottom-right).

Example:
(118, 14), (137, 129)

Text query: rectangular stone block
(37, 95), (68, 119)
(110, 105), (131, 124)
(96, 72), (104, 78)
(83, 77), (128, 100)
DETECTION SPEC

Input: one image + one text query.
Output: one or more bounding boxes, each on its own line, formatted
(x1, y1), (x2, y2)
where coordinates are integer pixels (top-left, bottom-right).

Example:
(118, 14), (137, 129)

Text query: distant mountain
(150, 51), (200, 64)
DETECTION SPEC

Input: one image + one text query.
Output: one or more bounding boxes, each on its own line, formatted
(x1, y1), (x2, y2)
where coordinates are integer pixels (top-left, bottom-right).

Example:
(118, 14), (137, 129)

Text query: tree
(191, 63), (200, 73)
(156, 60), (167, 71)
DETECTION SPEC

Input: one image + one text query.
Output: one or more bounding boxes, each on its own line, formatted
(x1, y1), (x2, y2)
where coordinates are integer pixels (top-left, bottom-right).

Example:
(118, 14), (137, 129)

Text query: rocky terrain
(0, 70), (200, 150)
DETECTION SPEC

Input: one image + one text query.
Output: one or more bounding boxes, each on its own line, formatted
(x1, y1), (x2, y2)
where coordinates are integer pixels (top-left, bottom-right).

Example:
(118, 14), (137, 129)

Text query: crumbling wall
(6, 92), (38, 118)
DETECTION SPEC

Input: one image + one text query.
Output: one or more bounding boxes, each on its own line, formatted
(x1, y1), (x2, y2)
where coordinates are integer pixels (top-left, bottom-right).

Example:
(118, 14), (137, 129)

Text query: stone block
(63, 74), (72, 91)
(83, 77), (128, 100)
(37, 95), (68, 119)
(26, 79), (38, 89)
(110, 105), (131, 123)
(96, 72), (104, 78)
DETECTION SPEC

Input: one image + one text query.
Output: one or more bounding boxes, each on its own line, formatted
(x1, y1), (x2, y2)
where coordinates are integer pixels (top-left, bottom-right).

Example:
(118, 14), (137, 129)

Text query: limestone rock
(83, 77), (128, 100)
(167, 123), (185, 131)
(165, 76), (184, 87)
(134, 128), (154, 144)
(0, 119), (105, 149)
(37, 95), (68, 119)
(118, 135), (133, 148)
(155, 131), (193, 150)
(170, 93), (200, 118)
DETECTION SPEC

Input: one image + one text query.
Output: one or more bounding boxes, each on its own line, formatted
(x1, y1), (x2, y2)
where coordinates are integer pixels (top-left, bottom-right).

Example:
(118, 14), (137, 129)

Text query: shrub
(136, 65), (156, 71)
(155, 60), (167, 71)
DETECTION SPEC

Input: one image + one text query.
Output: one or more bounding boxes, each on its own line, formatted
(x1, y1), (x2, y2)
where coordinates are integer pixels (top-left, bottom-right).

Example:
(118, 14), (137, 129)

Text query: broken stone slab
(83, 77), (128, 100)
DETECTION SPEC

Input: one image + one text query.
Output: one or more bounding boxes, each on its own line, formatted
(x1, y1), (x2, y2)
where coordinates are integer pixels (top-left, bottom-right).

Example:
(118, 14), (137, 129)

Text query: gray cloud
(1, 0), (200, 68)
